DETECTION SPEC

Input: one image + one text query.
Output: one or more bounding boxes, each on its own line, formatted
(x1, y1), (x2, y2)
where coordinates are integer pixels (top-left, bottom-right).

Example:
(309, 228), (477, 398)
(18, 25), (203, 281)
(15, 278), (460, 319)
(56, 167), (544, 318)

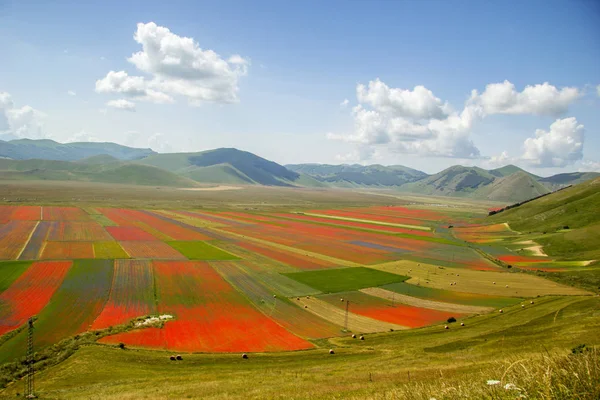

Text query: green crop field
(284, 267), (409, 293)
(0, 261), (32, 293)
(166, 241), (240, 260)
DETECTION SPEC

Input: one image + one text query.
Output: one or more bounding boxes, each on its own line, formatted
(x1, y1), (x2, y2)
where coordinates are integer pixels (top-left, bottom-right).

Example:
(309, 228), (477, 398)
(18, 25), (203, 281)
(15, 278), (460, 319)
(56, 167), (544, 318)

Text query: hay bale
(304, 305), (308, 308)
(306, 295), (310, 299)
(505, 285), (509, 288)
(521, 304), (525, 308)
(444, 325), (449, 329)
(329, 349), (335, 354)
(530, 301), (534, 304)
(297, 297), (300, 300)
(169, 356), (176, 361)
(176, 355), (182, 361)
(493, 282), (496, 284)
(352, 334), (356, 338)
(499, 309), (503, 313)
(360, 335), (365, 340)
(242, 353), (248, 359)
(273, 294), (277, 298)
(340, 298), (344, 302)
(460, 322), (465, 326)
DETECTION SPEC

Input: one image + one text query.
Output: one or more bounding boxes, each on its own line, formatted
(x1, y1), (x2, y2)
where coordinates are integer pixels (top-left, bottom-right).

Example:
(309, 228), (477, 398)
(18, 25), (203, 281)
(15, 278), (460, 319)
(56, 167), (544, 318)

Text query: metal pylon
(25, 317), (36, 399)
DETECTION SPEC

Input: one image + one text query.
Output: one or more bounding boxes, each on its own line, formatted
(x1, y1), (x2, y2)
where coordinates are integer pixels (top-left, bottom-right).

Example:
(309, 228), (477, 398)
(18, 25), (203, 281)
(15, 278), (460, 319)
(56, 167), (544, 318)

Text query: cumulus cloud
(356, 79), (451, 119)
(106, 99), (136, 111)
(578, 160), (600, 172)
(67, 130), (102, 143)
(522, 117), (584, 168)
(0, 92), (47, 139)
(329, 86), (480, 159)
(147, 132), (174, 153)
(471, 81), (580, 116)
(67, 90), (76, 96)
(95, 71), (173, 104)
(340, 99), (349, 108)
(329, 79), (583, 161)
(96, 22), (249, 107)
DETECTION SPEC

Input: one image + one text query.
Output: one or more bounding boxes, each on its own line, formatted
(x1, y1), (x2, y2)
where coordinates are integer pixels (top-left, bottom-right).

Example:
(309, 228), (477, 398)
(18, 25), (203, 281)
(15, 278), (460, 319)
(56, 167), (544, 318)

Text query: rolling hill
(398, 165), (496, 196)
(285, 163), (428, 188)
(137, 148), (323, 187)
(0, 139), (155, 161)
(0, 139), (596, 202)
(490, 177), (600, 260)
(0, 158), (200, 188)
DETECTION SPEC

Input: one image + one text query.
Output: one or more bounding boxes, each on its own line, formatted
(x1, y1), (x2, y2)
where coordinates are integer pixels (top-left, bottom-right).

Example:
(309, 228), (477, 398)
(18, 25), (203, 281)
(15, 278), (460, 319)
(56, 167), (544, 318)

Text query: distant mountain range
(0, 139), (155, 161)
(0, 138), (597, 203)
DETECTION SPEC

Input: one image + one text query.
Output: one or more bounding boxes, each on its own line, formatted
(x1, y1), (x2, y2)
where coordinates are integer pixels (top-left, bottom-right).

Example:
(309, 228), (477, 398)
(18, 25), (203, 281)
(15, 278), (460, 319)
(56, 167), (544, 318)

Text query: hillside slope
(0, 139), (155, 161)
(0, 158), (200, 188)
(473, 171), (550, 202)
(490, 177), (600, 260)
(138, 148), (319, 187)
(398, 166), (495, 196)
(286, 163), (428, 188)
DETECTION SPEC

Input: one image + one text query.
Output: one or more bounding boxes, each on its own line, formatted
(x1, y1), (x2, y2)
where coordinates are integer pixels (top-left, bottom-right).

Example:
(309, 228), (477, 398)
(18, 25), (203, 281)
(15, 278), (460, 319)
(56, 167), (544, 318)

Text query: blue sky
(0, 0), (599, 175)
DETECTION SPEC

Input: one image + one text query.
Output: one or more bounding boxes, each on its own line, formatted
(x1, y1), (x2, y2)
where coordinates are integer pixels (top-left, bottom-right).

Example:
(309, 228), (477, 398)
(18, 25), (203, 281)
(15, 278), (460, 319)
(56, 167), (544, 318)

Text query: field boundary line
(16, 221), (40, 260)
(360, 287), (494, 314)
(212, 227), (361, 267)
(297, 296), (407, 332)
(301, 212), (431, 231)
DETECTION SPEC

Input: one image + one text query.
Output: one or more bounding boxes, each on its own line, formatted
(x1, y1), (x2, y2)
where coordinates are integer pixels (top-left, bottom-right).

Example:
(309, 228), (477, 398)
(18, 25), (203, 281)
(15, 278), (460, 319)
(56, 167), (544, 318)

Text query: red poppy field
(0, 203), (573, 358)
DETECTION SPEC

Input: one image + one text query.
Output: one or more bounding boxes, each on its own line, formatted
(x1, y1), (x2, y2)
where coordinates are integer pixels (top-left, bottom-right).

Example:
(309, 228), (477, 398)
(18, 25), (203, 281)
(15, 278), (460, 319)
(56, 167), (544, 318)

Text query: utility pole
(25, 317), (36, 399)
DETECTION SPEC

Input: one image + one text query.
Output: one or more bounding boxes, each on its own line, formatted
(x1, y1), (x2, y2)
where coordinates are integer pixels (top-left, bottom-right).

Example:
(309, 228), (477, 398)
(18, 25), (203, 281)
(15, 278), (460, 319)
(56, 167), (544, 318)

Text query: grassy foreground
(2, 295), (598, 399)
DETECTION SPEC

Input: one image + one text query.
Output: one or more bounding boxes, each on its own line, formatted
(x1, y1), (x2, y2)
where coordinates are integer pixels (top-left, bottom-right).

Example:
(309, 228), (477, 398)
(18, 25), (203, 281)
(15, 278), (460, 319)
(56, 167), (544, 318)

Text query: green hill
(286, 163), (428, 188)
(538, 172), (600, 191)
(473, 171), (550, 202)
(0, 139), (155, 161)
(490, 177), (600, 260)
(0, 158), (199, 188)
(138, 148), (319, 187)
(399, 165), (495, 196)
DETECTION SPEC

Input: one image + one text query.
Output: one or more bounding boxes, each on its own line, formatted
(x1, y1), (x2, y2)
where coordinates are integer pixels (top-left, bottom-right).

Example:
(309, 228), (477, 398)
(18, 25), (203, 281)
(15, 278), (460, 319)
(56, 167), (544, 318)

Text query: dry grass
(356, 348), (600, 400)
(372, 260), (591, 297)
(360, 287), (493, 314)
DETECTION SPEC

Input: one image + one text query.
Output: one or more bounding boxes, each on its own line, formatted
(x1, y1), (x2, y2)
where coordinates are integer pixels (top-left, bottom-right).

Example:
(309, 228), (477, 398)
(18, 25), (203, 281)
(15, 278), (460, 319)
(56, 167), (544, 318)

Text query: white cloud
(340, 99), (349, 108)
(471, 80), (580, 116)
(597, 84), (600, 97)
(329, 87), (480, 160)
(67, 90), (76, 96)
(105, 22), (249, 105)
(95, 70), (174, 104)
(335, 147), (379, 163)
(147, 132), (174, 153)
(330, 79), (583, 162)
(0, 93), (47, 139)
(522, 117), (584, 167)
(578, 160), (600, 172)
(67, 130), (102, 143)
(0, 92), (13, 131)
(356, 79), (451, 119)
(106, 99), (136, 112)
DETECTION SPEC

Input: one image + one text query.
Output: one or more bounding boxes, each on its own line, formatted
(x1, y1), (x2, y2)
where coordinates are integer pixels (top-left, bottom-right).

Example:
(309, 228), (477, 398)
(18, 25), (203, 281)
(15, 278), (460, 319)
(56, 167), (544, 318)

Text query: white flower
(487, 380), (501, 386)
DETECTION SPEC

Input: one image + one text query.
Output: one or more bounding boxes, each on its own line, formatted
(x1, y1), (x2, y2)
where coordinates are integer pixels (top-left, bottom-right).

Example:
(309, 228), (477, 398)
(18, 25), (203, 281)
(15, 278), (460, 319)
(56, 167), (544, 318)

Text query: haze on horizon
(0, 0), (599, 176)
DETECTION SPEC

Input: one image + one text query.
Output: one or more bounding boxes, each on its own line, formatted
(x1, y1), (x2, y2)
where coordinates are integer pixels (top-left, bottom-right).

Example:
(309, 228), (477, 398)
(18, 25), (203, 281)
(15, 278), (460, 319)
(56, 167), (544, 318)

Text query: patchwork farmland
(0, 202), (594, 364)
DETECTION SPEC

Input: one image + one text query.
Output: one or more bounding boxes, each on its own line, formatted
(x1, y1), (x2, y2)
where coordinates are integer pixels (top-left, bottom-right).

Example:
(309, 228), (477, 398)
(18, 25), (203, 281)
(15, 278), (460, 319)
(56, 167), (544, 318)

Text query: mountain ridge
(0, 139), (597, 201)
